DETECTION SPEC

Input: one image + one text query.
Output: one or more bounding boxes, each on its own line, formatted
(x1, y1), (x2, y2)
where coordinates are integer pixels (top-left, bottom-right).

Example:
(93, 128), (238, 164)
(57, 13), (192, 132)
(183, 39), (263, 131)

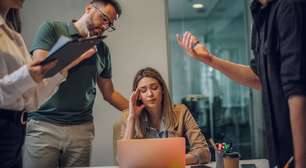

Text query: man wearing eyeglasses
(23, 0), (128, 167)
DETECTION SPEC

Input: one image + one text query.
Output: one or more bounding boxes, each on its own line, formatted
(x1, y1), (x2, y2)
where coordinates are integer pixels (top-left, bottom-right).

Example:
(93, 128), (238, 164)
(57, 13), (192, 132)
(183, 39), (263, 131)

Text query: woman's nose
(146, 89), (153, 97)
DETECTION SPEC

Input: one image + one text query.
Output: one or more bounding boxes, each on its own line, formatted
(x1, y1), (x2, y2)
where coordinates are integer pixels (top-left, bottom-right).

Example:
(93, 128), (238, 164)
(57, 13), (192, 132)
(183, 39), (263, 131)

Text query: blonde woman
(121, 67), (211, 165)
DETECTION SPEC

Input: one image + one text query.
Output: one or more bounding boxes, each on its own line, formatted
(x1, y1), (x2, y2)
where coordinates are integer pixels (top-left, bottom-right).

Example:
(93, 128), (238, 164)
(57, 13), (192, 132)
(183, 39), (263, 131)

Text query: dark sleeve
(96, 42), (112, 79)
(278, 1), (306, 99)
(249, 58), (258, 75)
(30, 21), (58, 54)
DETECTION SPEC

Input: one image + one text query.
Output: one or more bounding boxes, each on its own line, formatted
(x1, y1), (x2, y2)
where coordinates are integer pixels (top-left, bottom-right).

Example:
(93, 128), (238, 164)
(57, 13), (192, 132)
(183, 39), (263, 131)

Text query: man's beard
(87, 25), (104, 36)
(85, 19), (104, 36)
(89, 29), (103, 36)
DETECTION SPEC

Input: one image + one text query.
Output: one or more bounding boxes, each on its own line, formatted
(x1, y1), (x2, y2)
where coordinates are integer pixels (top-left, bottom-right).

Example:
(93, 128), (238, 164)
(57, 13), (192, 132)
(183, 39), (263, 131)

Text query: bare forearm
(206, 54), (261, 90)
(177, 33), (261, 90)
(106, 91), (128, 111)
(288, 95), (306, 168)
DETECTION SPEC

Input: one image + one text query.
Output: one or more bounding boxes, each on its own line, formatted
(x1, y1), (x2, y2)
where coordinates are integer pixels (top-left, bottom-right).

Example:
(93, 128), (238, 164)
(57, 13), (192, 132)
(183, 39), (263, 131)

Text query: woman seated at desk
(120, 67), (211, 165)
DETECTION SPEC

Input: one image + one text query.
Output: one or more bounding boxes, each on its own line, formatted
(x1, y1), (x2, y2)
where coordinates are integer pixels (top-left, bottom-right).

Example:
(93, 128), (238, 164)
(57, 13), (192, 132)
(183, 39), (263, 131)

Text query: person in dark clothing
(176, 0), (306, 167)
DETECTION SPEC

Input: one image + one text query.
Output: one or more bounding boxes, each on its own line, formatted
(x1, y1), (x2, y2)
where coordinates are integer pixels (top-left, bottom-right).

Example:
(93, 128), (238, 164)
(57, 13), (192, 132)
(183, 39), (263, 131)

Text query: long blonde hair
(132, 67), (178, 138)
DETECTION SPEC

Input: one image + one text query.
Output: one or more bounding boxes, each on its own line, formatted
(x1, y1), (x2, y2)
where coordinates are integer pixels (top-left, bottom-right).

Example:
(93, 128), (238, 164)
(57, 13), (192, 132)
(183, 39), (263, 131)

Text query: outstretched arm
(176, 32), (261, 90)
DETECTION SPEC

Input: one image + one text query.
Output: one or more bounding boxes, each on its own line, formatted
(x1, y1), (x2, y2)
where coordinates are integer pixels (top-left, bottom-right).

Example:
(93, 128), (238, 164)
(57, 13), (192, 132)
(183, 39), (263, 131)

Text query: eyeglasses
(92, 5), (116, 32)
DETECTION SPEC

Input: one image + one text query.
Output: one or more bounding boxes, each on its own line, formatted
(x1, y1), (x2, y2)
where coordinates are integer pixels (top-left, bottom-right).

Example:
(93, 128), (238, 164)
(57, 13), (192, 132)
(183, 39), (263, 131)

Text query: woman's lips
(145, 99), (156, 104)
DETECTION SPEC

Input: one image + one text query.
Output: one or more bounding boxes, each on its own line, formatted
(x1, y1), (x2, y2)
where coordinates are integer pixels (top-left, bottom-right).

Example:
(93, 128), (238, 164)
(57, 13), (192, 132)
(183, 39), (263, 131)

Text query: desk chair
(112, 112), (127, 165)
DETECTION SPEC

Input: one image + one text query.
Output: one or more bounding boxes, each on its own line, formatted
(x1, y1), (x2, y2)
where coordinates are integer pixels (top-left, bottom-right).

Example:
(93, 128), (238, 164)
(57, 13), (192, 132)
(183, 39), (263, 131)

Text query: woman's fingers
(130, 88), (140, 106)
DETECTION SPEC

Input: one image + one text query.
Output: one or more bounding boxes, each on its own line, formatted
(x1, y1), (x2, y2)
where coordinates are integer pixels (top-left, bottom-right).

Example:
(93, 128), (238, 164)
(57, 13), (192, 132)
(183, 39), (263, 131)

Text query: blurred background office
(21, 0), (265, 166)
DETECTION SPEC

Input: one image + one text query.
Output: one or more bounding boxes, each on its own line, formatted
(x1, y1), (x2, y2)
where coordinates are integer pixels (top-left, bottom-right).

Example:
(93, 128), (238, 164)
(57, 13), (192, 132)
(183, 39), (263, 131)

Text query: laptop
(117, 137), (185, 168)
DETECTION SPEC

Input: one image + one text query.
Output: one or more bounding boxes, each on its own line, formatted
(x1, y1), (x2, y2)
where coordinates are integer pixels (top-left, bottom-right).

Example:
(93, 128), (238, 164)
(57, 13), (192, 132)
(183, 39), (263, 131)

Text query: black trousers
(0, 109), (27, 168)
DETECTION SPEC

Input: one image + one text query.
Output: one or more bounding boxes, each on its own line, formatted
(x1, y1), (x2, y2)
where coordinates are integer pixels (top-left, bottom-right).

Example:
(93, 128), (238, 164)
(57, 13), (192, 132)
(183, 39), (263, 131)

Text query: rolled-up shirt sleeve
(278, 1), (306, 99)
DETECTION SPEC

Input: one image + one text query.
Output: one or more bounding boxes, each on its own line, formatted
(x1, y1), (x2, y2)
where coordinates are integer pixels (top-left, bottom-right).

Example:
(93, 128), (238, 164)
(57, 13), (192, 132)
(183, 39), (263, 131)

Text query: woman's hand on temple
(128, 88), (145, 118)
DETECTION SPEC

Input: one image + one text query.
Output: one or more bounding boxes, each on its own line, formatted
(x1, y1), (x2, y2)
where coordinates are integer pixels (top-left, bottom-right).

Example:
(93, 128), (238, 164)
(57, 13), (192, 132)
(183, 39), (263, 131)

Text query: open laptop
(117, 137), (185, 168)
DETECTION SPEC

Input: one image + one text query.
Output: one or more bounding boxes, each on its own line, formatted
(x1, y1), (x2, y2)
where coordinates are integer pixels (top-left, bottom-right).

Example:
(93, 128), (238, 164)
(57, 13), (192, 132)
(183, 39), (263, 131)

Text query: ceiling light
(192, 3), (204, 9)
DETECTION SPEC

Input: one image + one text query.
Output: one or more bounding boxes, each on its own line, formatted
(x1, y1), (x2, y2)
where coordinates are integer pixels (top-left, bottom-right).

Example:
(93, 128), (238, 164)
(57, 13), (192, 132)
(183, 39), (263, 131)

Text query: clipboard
(40, 35), (106, 77)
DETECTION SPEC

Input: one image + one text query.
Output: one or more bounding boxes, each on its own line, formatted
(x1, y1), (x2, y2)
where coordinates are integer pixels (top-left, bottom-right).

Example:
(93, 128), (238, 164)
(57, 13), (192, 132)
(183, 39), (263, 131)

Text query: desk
(203, 159), (269, 167)
(82, 159), (269, 168)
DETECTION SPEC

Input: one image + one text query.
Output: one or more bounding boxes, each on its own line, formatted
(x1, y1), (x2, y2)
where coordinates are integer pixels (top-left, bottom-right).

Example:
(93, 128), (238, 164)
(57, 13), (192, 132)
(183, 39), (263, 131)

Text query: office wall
(21, 0), (169, 166)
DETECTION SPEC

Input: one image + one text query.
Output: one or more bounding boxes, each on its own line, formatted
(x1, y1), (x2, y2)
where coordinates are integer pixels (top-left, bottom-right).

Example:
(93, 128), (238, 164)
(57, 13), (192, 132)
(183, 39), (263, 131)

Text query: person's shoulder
(39, 20), (62, 28)
(275, 0), (306, 18)
(36, 20), (67, 36)
(173, 104), (188, 114)
(278, 0), (306, 7)
(173, 104), (196, 124)
(44, 20), (69, 30)
(43, 20), (66, 26)
(31, 20), (67, 52)
(281, 0), (306, 3)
